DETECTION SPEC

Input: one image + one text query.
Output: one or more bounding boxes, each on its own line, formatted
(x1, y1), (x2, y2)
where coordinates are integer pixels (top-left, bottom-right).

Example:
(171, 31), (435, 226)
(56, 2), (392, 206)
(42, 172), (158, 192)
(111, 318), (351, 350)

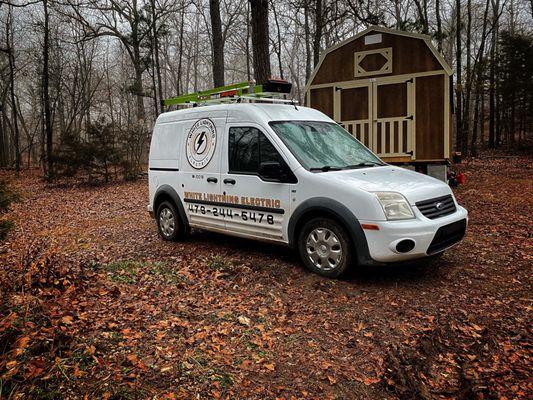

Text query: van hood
(320, 166), (452, 204)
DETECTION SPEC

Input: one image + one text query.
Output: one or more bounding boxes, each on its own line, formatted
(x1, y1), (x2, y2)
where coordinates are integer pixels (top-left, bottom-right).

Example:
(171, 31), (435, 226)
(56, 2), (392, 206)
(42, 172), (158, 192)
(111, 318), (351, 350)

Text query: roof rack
(163, 79), (296, 107)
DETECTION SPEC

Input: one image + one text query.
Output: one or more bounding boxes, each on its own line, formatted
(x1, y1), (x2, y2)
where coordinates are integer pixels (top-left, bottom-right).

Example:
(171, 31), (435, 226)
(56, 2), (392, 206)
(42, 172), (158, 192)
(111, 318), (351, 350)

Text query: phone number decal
(187, 204), (274, 225)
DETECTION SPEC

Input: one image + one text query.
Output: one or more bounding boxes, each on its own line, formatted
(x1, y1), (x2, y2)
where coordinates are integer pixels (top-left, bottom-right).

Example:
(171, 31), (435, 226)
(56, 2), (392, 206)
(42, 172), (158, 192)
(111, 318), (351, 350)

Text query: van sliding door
(219, 124), (291, 243)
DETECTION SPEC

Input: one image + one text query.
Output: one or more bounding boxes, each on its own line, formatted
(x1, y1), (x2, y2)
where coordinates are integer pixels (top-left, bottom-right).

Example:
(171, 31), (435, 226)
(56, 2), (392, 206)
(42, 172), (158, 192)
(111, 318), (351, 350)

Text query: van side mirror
(259, 161), (287, 181)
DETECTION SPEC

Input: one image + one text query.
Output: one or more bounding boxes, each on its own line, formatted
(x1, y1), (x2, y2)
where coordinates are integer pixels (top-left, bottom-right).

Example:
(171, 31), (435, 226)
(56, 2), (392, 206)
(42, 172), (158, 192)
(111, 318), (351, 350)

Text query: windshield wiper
(309, 165), (342, 172)
(343, 161), (384, 169)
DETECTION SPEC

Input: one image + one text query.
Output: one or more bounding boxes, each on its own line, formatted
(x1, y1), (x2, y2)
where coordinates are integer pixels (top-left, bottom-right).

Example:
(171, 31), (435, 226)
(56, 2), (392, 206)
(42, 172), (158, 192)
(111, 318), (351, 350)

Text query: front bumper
(359, 205), (468, 263)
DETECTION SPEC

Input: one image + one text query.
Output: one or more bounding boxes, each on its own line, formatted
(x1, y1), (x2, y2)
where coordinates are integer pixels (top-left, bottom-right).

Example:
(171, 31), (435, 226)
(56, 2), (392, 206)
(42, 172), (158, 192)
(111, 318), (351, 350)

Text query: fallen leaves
(237, 315), (251, 326)
(0, 155), (531, 399)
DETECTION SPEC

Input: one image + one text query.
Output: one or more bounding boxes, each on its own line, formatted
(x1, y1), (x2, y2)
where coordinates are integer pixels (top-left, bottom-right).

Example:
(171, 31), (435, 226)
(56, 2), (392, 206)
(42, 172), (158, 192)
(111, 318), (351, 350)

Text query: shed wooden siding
(309, 87), (334, 118)
(341, 87), (368, 120)
(415, 74), (445, 160)
(416, 74), (445, 160)
(311, 32), (442, 85)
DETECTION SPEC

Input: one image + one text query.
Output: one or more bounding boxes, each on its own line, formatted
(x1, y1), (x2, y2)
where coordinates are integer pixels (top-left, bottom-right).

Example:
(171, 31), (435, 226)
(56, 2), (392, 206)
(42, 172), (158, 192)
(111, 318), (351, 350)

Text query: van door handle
(207, 177), (218, 183)
(223, 178), (236, 185)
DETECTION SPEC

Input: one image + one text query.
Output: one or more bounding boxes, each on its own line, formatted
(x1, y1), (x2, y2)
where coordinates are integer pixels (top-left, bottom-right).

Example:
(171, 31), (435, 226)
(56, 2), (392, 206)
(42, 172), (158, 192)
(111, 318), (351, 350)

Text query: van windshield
(269, 121), (384, 171)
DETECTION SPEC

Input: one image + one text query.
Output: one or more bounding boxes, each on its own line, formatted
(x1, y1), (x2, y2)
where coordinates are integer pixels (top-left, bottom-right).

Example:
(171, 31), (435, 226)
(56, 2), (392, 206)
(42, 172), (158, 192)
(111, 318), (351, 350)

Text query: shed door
(337, 84), (372, 149)
(335, 79), (414, 159)
(373, 80), (414, 158)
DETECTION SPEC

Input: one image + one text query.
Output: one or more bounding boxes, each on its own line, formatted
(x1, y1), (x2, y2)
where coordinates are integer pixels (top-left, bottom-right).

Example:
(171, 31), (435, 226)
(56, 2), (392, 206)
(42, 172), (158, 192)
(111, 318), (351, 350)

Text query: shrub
(53, 121), (141, 184)
(0, 179), (17, 240)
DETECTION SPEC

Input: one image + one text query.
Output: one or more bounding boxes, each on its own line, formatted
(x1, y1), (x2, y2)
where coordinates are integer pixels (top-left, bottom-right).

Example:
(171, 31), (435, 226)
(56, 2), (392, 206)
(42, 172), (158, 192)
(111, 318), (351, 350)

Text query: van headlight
(374, 192), (415, 220)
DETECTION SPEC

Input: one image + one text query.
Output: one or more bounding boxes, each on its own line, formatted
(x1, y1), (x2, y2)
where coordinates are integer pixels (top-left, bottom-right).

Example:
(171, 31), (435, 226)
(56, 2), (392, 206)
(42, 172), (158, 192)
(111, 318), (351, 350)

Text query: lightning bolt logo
(187, 119), (216, 169)
(195, 132), (207, 154)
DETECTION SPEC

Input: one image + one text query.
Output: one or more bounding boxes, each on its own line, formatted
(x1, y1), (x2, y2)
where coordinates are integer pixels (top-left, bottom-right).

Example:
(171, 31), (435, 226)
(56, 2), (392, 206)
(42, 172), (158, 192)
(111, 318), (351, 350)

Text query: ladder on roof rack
(163, 79), (295, 107)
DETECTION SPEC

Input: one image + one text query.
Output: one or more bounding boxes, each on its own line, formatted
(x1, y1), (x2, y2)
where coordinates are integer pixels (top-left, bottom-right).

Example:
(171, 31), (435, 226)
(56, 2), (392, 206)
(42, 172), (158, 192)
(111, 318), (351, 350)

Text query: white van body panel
(148, 104), (468, 264)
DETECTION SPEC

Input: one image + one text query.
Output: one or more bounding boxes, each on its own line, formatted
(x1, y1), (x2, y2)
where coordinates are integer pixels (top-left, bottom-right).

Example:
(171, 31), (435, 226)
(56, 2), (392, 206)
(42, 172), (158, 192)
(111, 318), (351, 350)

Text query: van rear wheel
(297, 217), (352, 278)
(156, 201), (185, 241)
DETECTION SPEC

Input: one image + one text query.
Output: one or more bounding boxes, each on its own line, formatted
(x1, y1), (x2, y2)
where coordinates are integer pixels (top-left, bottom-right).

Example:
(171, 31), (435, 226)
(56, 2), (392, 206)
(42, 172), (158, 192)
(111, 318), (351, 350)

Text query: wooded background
(0, 0), (531, 182)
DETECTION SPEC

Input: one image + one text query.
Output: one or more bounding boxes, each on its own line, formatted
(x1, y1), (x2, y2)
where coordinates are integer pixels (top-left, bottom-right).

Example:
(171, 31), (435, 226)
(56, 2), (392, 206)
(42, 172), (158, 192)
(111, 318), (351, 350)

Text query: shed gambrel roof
(305, 26), (452, 92)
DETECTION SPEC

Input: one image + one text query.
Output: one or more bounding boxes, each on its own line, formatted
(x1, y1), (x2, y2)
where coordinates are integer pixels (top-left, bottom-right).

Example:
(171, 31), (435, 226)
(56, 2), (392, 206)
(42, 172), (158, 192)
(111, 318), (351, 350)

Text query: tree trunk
(455, 0), (463, 154)
(43, 0), (54, 179)
(313, 0), (323, 67)
(209, 0), (225, 87)
(471, 92), (480, 157)
(393, 0), (401, 28)
(131, 0), (145, 123)
(7, 5), (20, 172)
(436, 0), (443, 51)
(462, 0), (472, 156)
(480, 82), (485, 144)
(271, 0), (284, 79)
(472, 0), (491, 152)
(413, 0), (428, 33)
(0, 103), (8, 168)
(249, 0), (271, 84)
(245, 1), (251, 81)
(304, 3), (312, 82)
(150, 51), (159, 116)
(488, 0), (499, 148)
(177, 8), (185, 94)
(133, 57), (146, 123)
(151, 0), (164, 113)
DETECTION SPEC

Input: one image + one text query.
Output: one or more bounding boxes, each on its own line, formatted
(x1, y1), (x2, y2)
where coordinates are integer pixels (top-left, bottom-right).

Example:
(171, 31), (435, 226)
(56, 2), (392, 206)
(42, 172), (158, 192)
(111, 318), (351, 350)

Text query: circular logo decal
(186, 119), (217, 169)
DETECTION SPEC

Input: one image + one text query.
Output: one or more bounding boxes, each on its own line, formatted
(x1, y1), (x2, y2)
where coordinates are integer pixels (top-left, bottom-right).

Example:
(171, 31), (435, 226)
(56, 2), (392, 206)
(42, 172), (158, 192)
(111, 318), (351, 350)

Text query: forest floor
(0, 153), (532, 400)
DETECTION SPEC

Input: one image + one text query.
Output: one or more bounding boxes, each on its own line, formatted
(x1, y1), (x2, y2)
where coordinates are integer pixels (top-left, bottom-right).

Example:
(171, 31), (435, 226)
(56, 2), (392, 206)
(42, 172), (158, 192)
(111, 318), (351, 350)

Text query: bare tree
(270, 0), (284, 79)
(210, 0), (225, 86)
(462, 0), (472, 155)
(455, 0), (463, 154)
(43, 0), (54, 179)
(249, 0), (271, 84)
(470, 0), (491, 156)
(413, 0), (429, 33)
(5, 3), (20, 171)
(489, 0), (501, 148)
(150, 0), (165, 114)
(436, 0), (443, 51)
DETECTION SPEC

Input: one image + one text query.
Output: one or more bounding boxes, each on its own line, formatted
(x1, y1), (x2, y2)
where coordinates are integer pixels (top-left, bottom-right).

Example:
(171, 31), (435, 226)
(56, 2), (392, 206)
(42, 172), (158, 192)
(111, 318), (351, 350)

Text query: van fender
(153, 185), (189, 228)
(288, 197), (376, 266)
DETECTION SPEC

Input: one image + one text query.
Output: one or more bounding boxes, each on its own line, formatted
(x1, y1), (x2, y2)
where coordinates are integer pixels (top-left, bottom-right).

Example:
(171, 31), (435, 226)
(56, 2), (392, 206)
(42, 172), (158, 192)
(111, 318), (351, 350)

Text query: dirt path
(1, 156), (531, 399)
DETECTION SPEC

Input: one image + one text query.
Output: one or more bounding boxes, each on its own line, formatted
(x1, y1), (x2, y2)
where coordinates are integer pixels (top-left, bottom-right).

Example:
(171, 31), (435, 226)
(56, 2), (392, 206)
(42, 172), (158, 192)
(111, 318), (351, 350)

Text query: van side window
(228, 127), (282, 174)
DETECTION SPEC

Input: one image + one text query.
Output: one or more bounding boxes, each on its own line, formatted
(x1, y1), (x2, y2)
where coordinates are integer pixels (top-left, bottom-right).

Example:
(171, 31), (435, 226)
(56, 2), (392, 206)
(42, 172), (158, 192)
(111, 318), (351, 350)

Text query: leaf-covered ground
(1, 155), (531, 399)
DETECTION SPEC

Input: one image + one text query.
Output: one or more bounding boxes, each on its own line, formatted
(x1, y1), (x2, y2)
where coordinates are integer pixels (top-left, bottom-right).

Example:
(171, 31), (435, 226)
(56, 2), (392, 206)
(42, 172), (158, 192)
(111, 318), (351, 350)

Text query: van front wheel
(297, 218), (352, 278)
(156, 201), (185, 241)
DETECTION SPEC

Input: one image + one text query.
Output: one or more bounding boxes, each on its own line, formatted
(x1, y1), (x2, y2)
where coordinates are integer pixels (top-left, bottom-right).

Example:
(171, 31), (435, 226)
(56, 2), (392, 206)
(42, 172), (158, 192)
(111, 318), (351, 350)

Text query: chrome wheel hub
(159, 208), (175, 237)
(306, 228), (342, 271)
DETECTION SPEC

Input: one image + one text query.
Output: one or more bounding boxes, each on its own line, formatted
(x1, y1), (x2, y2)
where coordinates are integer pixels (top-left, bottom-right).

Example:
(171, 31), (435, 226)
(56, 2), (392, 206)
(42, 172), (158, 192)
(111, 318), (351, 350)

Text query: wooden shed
(305, 26), (452, 166)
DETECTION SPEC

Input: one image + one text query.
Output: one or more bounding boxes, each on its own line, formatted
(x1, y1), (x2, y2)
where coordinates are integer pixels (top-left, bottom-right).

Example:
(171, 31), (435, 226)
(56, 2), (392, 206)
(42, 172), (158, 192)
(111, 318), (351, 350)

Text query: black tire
(156, 200), (187, 241)
(297, 217), (353, 278)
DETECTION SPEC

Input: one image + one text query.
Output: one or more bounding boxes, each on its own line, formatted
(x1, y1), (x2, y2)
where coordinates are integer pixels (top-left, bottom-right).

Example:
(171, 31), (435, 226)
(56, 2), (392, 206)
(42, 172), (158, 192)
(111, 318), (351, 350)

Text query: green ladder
(163, 80), (293, 107)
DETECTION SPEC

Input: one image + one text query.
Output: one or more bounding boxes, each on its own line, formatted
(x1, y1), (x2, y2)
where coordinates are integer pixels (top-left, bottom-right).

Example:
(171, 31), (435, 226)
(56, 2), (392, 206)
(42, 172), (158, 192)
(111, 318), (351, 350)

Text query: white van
(148, 103), (467, 277)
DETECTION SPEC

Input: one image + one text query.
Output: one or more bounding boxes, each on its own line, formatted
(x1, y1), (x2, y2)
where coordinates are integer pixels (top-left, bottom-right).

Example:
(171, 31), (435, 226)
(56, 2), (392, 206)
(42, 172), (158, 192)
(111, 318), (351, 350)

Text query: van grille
(416, 195), (456, 219)
(427, 219), (467, 254)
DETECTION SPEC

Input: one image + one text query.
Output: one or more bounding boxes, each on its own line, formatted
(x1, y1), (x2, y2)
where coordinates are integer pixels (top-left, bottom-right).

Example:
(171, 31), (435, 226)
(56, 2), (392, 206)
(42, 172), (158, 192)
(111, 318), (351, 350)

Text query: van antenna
(291, 99), (298, 110)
